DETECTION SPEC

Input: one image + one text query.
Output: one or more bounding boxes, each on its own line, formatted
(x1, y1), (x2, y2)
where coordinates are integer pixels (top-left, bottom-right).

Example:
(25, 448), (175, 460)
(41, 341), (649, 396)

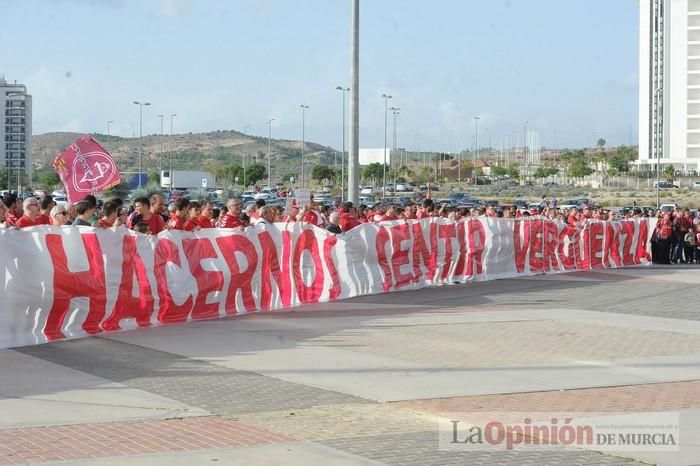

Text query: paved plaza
(2, 265), (700, 465)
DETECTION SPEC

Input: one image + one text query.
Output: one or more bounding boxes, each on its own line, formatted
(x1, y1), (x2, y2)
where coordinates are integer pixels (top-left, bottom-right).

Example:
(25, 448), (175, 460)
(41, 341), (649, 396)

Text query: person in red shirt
(655, 212), (674, 264)
(0, 200), (7, 226)
(167, 198), (189, 230)
(302, 202), (327, 227)
(219, 199), (245, 228)
(15, 197), (41, 228)
(197, 201), (215, 228)
(339, 202), (360, 232)
(95, 201), (120, 228)
(416, 199), (435, 219)
(35, 195), (55, 225)
(2, 193), (20, 227)
(128, 197), (165, 234)
(380, 205), (398, 222)
(183, 201), (203, 231)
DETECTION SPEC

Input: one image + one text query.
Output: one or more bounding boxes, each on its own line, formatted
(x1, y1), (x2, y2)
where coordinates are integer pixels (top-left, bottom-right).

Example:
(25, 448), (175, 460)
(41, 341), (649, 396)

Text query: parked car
(360, 186), (375, 195)
(660, 203), (678, 213)
(654, 181), (679, 189)
(692, 180), (700, 189)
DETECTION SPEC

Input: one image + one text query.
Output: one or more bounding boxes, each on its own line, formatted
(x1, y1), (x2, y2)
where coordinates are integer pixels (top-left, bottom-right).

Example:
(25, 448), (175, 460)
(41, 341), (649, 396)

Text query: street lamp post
(169, 114), (176, 192)
(133, 101), (151, 189)
(381, 94), (392, 199)
(243, 125), (250, 188)
(522, 120), (529, 181)
(300, 105), (309, 188)
(267, 118), (275, 188)
(157, 115), (164, 176)
(655, 87), (663, 208)
(390, 107), (400, 188)
(336, 86), (349, 201)
(473, 116), (480, 185)
(107, 120), (114, 137)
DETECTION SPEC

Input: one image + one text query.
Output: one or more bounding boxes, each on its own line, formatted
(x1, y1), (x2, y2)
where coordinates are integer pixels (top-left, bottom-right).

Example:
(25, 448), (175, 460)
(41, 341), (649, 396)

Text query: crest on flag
(53, 135), (121, 202)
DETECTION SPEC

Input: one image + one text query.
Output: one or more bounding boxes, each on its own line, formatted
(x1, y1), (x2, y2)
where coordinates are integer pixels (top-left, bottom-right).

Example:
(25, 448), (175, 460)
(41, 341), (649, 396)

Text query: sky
(0, 0), (640, 152)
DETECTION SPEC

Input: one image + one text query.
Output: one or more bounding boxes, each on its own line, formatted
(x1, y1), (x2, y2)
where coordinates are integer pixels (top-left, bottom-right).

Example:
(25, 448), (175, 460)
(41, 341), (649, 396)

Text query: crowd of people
(1, 191), (699, 264)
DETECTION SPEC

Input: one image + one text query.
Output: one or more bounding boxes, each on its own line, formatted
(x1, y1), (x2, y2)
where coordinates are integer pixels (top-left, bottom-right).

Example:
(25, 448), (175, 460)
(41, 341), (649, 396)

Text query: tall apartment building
(638, 0), (700, 173)
(0, 75), (32, 191)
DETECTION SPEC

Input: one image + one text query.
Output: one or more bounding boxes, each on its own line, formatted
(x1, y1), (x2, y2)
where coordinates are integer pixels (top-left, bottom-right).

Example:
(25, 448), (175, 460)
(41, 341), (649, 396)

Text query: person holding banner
(2, 193), (19, 227)
(167, 198), (189, 230)
(197, 201), (216, 228)
(49, 205), (69, 226)
(128, 197), (165, 234)
(35, 195), (55, 225)
(0, 199), (7, 227)
(219, 199), (245, 228)
(15, 197), (41, 228)
(72, 201), (96, 226)
(95, 201), (121, 228)
(183, 201), (203, 231)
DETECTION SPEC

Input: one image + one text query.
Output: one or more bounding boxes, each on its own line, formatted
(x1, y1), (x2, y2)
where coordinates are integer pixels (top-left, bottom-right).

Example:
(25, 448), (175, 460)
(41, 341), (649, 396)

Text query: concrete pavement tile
(0, 350), (208, 428)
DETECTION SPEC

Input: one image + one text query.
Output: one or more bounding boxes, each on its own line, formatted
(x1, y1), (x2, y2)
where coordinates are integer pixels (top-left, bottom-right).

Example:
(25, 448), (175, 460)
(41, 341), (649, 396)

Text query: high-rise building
(638, 0), (700, 173)
(0, 75), (32, 192)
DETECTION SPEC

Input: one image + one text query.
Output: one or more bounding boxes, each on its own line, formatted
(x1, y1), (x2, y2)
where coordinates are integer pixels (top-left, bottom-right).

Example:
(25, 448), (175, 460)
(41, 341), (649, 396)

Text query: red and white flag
(53, 135), (121, 202)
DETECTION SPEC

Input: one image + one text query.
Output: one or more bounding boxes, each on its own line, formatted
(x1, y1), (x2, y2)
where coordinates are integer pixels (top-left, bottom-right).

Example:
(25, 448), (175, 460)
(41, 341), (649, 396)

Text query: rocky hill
(32, 130), (335, 175)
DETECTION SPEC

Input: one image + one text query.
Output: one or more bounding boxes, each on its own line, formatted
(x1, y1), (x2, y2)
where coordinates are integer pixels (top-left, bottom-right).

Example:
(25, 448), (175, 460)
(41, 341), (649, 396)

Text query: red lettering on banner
(324, 236), (342, 300)
(588, 222), (604, 269)
(513, 219), (531, 273)
(466, 219), (485, 277)
(439, 223), (457, 280)
(529, 220), (544, 273)
(376, 227), (393, 291)
(603, 223), (622, 268)
(411, 222), (437, 282)
(558, 226), (577, 271)
(258, 231), (292, 310)
(216, 235), (258, 313)
(573, 226), (589, 270)
(620, 221), (636, 266)
(182, 238), (224, 319)
(453, 221), (468, 278)
(543, 220), (560, 271)
(154, 238), (194, 323)
(102, 235), (154, 331)
(635, 220), (651, 263)
(44, 234), (107, 340)
(390, 224), (414, 288)
(293, 229), (325, 303)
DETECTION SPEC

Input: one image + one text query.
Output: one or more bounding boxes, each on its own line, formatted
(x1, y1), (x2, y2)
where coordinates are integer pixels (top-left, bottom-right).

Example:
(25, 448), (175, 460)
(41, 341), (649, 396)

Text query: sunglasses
(57, 211), (68, 216)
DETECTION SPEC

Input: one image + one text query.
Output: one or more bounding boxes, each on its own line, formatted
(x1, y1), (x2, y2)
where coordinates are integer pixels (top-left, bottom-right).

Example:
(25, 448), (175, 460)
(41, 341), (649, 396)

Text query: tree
(362, 163), (386, 182)
(311, 165), (337, 184)
(608, 154), (629, 174)
(246, 164), (267, 186)
(0, 167), (7, 189)
(596, 138), (606, 148)
(533, 166), (559, 178)
(148, 172), (160, 186)
(506, 165), (521, 180)
(491, 165), (508, 177)
(568, 155), (593, 177)
(663, 165), (675, 182)
(37, 170), (60, 189)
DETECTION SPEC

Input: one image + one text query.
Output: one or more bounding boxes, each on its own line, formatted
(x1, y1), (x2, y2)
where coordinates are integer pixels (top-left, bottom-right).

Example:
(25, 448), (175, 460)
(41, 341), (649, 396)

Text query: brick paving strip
(0, 416), (294, 465)
(394, 380), (700, 414)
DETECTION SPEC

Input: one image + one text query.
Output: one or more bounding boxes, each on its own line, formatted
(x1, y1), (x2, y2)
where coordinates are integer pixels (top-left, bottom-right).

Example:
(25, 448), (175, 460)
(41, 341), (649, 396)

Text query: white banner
(0, 217), (655, 349)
